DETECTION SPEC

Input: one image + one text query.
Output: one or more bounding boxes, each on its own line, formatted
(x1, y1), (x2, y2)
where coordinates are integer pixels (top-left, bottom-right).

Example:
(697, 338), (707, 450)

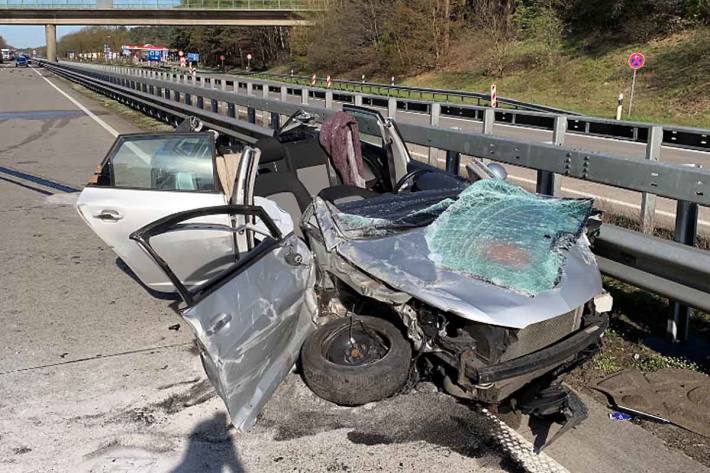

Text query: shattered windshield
(330, 180), (593, 295)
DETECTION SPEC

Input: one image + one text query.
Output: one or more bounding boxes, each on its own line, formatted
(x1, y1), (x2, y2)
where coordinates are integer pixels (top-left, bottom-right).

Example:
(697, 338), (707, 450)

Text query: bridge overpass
(0, 0), (320, 60)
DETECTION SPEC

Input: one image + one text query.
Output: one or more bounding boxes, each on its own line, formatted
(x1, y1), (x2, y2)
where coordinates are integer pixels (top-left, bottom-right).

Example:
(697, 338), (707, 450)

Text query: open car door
(76, 132), (236, 292)
(342, 105), (411, 188)
(130, 204), (317, 430)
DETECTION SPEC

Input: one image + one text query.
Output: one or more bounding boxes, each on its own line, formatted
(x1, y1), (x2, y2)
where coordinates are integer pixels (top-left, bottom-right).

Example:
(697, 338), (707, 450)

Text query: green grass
(592, 328), (702, 375)
(402, 27), (710, 128)
(589, 276), (709, 376)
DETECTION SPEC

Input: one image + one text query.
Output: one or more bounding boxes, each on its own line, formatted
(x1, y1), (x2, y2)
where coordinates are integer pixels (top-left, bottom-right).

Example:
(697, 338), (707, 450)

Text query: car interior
(250, 108), (466, 235)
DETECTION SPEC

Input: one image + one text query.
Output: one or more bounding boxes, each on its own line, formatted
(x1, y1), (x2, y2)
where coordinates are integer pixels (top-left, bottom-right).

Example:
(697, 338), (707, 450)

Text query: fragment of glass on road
(331, 179), (593, 296)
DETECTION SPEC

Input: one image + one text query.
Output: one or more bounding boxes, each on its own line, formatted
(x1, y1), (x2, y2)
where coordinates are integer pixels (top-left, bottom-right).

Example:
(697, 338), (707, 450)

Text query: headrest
(254, 137), (285, 164)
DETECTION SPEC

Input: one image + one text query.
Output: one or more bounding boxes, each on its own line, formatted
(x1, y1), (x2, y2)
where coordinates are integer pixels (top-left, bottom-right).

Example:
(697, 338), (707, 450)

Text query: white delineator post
(616, 93), (624, 120)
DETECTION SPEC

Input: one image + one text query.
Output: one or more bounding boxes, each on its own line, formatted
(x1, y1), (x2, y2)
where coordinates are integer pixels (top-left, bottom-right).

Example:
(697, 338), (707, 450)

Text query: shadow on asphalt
(171, 412), (243, 473)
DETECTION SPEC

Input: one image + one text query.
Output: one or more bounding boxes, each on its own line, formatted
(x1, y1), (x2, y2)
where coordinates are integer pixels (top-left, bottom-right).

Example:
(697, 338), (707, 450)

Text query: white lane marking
(411, 150), (710, 228)
(31, 67), (119, 138)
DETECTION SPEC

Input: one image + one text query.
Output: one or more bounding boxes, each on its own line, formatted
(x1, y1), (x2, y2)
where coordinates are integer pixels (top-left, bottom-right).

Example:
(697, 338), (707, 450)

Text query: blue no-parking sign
(187, 52), (200, 63)
(147, 50), (161, 62)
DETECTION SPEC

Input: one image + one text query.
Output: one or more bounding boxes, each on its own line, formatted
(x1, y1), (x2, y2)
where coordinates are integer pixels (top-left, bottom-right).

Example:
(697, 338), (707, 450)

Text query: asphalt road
(1, 65), (708, 473)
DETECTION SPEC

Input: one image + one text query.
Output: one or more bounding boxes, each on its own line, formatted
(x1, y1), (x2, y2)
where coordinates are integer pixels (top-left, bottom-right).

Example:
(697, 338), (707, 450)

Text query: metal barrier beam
(37, 60), (710, 317)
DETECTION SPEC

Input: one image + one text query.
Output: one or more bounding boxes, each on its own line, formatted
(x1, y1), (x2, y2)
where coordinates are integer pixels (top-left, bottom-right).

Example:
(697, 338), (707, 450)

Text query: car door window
(107, 133), (216, 192)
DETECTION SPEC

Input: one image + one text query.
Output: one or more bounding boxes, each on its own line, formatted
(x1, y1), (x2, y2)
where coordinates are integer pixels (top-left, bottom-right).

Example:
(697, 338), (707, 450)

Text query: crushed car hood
(312, 194), (602, 329)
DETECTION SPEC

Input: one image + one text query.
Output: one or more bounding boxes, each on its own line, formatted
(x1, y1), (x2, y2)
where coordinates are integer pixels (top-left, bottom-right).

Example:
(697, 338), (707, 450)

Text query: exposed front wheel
(301, 316), (412, 406)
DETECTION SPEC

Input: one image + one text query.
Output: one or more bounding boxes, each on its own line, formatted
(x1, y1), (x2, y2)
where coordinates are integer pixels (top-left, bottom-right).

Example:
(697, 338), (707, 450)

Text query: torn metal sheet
(312, 191), (602, 329)
(181, 235), (317, 431)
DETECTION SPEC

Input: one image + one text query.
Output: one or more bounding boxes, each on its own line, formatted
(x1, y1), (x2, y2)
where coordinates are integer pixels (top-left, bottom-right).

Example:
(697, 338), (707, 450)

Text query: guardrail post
(668, 165), (700, 343)
(640, 126), (662, 234)
(247, 107), (256, 124)
(355, 94), (363, 106)
(221, 79), (227, 91)
(301, 88), (309, 105)
(211, 99), (219, 113)
(173, 90), (180, 102)
(537, 115), (566, 196)
(228, 103), (236, 118)
(271, 112), (280, 130)
(482, 108), (495, 134)
(445, 150), (461, 175)
(428, 103), (441, 164)
(263, 85), (270, 99)
(280, 86), (287, 102)
(325, 90), (334, 109)
(246, 82), (253, 96)
(197, 96), (204, 109)
(185, 93), (192, 106)
(388, 97), (397, 119)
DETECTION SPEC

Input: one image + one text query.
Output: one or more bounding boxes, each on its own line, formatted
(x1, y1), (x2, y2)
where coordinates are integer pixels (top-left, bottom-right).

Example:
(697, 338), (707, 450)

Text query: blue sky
(0, 26), (83, 48)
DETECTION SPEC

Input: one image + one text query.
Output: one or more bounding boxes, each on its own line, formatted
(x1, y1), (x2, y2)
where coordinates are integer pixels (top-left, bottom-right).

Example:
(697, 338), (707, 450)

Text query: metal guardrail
(38, 60), (710, 340)
(87, 62), (710, 153)
(242, 71), (579, 115)
(0, 0), (321, 9)
(242, 72), (710, 153)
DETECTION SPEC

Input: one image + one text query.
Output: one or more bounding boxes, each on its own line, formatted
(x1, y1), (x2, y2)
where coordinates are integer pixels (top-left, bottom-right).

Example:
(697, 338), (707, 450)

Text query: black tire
(301, 316), (412, 406)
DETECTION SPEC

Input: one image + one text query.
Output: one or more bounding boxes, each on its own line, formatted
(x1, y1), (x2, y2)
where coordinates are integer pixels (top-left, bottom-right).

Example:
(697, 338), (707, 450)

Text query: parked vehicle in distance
(15, 55), (29, 68)
(76, 108), (612, 451)
(1, 48), (9, 61)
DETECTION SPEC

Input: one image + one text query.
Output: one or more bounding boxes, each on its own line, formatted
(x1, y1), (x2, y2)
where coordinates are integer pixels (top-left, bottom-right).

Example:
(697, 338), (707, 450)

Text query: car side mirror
(487, 163), (508, 180)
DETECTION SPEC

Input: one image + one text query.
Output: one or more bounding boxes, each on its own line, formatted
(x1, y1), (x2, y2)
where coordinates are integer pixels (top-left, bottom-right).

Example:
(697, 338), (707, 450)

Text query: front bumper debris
(466, 317), (608, 385)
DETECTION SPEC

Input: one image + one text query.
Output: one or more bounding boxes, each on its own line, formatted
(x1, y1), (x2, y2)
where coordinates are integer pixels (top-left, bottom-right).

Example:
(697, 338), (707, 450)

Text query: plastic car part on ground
(595, 368), (710, 438)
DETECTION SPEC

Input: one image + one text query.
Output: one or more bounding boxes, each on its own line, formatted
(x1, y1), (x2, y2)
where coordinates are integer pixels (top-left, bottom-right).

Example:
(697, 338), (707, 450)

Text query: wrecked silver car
(76, 106), (611, 449)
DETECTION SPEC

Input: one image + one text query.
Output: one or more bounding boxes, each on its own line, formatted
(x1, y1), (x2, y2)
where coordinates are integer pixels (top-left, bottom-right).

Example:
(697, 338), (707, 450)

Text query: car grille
(500, 307), (583, 362)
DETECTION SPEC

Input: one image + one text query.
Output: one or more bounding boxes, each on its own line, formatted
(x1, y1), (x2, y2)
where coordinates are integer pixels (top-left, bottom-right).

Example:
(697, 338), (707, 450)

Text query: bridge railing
(0, 0), (323, 8)
(38, 59), (710, 342)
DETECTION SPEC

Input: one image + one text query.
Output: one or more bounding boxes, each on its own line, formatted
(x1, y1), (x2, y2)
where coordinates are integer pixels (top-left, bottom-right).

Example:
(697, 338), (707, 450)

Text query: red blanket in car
(319, 112), (366, 187)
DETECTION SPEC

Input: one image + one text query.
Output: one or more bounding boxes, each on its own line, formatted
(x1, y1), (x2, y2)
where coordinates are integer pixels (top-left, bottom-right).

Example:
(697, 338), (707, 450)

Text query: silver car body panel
(180, 235), (317, 431)
(311, 198), (602, 330)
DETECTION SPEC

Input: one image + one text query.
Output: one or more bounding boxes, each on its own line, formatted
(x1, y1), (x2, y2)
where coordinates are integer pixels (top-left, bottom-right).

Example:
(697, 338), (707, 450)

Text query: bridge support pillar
(45, 24), (57, 62)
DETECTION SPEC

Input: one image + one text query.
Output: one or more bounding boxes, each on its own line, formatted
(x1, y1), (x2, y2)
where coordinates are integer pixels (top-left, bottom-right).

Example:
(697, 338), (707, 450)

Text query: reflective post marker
(616, 93), (624, 120)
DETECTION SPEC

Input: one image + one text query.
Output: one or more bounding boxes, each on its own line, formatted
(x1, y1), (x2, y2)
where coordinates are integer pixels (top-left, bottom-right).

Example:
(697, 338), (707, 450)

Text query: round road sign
(220, 55), (225, 61)
(178, 50), (184, 57)
(246, 53), (252, 60)
(628, 52), (645, 70)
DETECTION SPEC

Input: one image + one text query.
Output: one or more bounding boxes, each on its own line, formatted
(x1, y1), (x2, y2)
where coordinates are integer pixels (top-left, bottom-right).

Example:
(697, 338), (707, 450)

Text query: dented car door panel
(182, 235), (317, 430)
(129, 205), (317, 431)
